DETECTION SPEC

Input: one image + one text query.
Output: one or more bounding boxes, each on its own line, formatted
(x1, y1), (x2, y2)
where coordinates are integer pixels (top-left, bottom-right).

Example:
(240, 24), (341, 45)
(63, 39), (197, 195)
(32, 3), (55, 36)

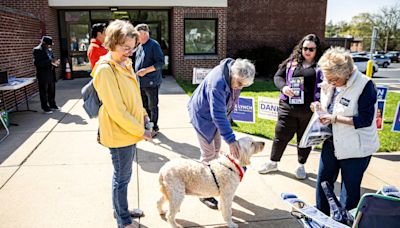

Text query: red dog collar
(225, 154), (244, 181)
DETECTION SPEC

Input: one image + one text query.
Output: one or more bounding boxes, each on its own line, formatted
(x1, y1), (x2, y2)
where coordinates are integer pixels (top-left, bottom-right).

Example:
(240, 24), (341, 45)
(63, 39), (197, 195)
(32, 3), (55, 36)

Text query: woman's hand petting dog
(229, 141), (240, 159)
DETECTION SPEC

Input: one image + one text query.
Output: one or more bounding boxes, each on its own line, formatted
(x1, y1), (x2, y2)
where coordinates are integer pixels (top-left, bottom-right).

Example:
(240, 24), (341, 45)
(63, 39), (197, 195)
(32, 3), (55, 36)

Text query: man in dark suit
(33, 36), (60, 114)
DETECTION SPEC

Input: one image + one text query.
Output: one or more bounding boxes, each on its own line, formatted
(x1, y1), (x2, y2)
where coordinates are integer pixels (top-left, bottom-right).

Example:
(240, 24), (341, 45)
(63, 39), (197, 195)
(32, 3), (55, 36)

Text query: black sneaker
(50, 105), (60, 111)
(113, 208), (144, 218)
(43, 109), (53, 114)
(199, 197), (218, 210)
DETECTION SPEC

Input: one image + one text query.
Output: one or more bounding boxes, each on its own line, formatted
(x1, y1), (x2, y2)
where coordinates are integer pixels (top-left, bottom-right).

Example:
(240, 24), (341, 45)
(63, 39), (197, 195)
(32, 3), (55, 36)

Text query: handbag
(81, 63), (117, 118)
(81, 79), (101, 118)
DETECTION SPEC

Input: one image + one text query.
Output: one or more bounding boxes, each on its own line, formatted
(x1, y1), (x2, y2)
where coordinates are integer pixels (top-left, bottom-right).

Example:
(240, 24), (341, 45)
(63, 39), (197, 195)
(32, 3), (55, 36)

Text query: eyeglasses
(236, 80), (249, 88)
(302, 47), (316, 52)
(121, 42), (141, 53)
(325, 76), (340, 84)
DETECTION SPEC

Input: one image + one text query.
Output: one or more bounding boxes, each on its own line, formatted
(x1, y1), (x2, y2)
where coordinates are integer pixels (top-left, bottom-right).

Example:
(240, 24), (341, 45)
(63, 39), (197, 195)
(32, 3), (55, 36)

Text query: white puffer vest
(320, 70), (379, 160)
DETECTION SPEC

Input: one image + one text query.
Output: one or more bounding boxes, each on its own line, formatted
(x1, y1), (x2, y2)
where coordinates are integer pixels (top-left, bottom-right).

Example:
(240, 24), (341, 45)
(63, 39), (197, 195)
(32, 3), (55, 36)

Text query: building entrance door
(67, 23), (90, 77)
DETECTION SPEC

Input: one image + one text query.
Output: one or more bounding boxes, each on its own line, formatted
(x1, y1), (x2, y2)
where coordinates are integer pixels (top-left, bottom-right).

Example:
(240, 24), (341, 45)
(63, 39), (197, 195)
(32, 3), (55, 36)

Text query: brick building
(0, 0), (327, 111)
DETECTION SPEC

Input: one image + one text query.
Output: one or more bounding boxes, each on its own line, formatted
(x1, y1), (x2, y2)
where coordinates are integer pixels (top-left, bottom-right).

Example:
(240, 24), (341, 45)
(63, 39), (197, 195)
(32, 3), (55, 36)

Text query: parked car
(373, 54), (391, 68)
(351, 51), (369, 57)
(352, 56), (378, 76)
(385, 51), (400, 63)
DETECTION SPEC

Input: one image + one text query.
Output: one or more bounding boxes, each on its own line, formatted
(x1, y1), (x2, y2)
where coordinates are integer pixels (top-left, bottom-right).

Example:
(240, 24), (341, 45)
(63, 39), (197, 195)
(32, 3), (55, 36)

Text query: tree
(326, 2), (400, 51)
(374, 3), (400, 51)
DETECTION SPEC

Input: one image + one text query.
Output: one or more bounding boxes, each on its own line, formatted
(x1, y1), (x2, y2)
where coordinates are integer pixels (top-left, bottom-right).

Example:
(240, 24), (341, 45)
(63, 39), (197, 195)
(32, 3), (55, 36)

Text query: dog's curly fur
(157, 137), (265, 228)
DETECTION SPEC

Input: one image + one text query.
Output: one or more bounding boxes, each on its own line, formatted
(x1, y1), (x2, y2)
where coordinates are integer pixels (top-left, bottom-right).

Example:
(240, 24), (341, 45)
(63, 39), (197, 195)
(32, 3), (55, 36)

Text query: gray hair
(318, 46), (354, 79)
(231, 58), (255, 86)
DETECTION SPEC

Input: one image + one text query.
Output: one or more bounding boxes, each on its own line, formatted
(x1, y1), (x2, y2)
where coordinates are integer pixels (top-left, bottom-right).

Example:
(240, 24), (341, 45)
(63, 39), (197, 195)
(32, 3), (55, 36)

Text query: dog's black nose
(261, 142), (265, 146)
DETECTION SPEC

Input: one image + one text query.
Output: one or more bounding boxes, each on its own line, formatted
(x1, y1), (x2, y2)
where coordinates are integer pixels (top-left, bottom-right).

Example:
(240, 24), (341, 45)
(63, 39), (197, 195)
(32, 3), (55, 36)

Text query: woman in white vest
(311, 47), (379, 215)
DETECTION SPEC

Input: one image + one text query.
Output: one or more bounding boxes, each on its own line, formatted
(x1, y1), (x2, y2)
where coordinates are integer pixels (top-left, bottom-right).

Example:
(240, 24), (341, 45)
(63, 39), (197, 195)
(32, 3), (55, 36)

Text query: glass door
(67, 23), (90, 76)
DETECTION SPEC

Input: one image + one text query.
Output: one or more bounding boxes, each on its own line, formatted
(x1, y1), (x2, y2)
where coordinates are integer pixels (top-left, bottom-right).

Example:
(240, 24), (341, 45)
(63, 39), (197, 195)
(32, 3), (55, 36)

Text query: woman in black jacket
(258, 34), (323, 179)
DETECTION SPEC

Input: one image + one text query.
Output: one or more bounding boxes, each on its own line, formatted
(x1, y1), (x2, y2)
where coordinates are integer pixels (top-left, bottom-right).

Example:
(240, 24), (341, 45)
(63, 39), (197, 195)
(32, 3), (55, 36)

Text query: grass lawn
(177, 79), (400, 152)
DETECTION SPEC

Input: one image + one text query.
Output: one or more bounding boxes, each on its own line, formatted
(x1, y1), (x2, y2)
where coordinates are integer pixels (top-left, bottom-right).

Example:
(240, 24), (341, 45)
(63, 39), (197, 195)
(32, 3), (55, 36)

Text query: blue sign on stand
(377, 86), (388, 100)
(392, 101), (400, 133)
(231, 97), (255, 123)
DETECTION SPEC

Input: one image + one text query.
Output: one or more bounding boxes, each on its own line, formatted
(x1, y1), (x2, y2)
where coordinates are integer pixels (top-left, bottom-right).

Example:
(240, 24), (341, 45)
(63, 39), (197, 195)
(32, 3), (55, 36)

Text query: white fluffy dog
(157, 137), (265, 228)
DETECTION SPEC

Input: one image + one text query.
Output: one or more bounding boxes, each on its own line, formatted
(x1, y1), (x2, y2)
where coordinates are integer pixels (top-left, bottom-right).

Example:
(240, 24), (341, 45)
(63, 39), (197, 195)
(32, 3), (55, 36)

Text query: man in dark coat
(33, 36), (60, 113)
(134, 24), (164, 137)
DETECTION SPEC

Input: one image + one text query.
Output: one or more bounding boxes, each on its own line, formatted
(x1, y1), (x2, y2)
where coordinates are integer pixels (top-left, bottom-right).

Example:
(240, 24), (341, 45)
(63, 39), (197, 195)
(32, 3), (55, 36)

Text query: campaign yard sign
(377, 86), (388, 100)
(258, 97), (279, 120)
(231, 97), (255, 123)
(192, 68), (212, 84)
(376, 100), (385, 130)
(392, 101), (400, 133)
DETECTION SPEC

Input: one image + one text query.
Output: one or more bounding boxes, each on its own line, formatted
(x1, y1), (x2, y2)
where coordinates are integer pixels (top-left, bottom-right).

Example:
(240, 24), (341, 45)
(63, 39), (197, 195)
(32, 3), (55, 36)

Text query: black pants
(38, 80), (56, 111)
(140, 86), (159, 131)
(270, 100), (313, 164)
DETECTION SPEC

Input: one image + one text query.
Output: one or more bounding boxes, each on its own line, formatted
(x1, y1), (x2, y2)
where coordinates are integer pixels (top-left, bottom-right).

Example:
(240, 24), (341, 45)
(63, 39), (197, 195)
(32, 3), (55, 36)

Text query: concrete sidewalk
(0, 77), (399, 228)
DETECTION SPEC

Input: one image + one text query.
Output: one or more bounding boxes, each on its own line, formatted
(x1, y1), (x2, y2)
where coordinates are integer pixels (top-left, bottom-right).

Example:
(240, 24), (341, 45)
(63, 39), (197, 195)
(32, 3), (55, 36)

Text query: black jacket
(33, 44), (55, 83)
(274, 63), (318, 107)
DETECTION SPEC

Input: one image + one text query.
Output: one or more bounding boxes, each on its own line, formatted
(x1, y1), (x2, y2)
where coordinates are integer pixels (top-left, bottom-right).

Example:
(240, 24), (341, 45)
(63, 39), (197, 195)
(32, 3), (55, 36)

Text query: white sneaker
(258, 161), (278, 174)
(295, 165), (307, 179)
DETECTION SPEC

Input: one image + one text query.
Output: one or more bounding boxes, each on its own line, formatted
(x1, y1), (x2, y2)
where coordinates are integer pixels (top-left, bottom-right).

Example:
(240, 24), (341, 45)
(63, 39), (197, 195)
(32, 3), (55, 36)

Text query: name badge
(340, 97), (350, 106)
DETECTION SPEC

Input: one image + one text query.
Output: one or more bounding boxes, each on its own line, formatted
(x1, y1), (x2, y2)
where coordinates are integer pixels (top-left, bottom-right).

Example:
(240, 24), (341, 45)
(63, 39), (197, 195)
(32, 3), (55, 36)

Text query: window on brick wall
(184, 19), (217, 55)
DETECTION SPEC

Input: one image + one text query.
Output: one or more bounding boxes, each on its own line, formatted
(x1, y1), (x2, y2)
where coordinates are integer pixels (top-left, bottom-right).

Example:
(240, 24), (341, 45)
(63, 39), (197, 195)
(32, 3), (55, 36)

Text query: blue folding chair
(281, 185), (400, 228)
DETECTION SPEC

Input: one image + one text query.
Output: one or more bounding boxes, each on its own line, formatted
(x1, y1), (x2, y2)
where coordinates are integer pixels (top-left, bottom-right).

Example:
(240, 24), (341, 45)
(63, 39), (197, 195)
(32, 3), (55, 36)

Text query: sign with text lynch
(231, 97), (255, 123)
(258, 97), (279, 120)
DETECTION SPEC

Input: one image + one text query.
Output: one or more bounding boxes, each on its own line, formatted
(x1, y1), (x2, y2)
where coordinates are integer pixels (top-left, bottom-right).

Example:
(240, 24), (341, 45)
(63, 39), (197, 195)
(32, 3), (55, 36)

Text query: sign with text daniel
(192, 68), (212, 84)
(258, 97), (279, 120)
(231, 97), (255, 123)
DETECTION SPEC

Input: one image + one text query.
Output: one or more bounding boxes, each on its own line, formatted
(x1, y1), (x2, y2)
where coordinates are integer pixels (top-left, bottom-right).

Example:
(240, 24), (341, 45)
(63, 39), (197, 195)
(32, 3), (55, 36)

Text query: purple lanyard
(279, 61), (323, 102)
(279, 61), (296, 101)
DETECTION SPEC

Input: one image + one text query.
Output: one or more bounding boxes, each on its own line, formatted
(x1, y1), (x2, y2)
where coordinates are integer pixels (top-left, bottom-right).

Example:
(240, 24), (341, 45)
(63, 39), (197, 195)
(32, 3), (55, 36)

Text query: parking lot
(373, 63), (400, 92)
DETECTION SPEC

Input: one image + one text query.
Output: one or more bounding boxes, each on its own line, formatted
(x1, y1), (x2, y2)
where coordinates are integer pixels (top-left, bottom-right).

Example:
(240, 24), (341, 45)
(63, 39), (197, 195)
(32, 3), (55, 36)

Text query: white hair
(231, 58), (255, 86)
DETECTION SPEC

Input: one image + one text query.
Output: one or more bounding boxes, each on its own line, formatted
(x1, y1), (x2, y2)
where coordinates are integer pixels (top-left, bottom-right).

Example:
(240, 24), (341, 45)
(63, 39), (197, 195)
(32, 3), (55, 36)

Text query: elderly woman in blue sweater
(188, 58), (255, 209)
(311, 47), (379, 215)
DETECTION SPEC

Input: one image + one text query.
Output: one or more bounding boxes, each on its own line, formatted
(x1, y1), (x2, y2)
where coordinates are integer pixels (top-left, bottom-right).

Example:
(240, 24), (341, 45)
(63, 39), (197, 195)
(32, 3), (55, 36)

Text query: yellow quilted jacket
(92, 55), (147, 148)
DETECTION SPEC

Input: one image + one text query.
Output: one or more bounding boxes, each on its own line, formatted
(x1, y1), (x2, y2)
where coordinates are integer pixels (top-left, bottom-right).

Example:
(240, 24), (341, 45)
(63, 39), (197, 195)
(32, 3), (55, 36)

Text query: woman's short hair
(318, 46), (354, 79)
(104, 20), (139, 51)
(231, 58), (255, 86)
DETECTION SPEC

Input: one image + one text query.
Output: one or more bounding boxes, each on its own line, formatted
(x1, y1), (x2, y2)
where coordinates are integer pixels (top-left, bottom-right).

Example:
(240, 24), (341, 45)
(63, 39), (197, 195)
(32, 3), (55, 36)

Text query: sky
(326, 0), (399, 23)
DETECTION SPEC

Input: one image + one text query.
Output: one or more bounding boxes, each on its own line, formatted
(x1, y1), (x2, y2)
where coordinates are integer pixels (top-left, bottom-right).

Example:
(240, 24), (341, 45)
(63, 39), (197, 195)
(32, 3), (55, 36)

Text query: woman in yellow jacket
(92, 20), (151, 228)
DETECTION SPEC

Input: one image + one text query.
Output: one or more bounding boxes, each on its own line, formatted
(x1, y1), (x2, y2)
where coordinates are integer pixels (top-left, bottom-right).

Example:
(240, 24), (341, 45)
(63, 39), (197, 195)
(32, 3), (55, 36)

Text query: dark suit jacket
(33, 44), (55, 83)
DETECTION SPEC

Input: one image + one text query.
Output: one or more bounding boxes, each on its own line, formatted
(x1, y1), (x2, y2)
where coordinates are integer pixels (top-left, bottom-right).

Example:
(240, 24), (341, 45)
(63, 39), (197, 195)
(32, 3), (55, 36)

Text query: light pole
(366, 27), (378, 78)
